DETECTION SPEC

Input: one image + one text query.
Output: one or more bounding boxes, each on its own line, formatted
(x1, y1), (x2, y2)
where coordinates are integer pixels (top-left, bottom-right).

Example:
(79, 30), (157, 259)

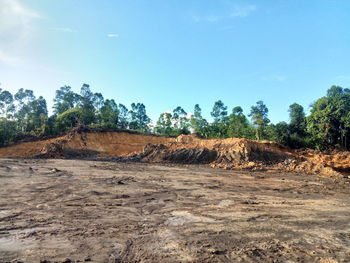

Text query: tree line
(0, 84), (349, 151)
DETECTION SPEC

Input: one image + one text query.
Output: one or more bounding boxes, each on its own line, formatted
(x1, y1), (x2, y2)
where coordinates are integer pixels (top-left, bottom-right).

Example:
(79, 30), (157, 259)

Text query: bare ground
(0, 158), (349, 263)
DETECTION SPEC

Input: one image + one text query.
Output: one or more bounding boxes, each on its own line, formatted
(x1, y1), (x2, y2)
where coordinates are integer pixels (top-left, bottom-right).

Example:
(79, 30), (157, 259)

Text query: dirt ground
(0, 159), (350, 263)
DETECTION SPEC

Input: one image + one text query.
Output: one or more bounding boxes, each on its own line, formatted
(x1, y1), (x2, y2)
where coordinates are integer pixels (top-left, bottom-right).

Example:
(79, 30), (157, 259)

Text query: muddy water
(0, 159), (349, 262)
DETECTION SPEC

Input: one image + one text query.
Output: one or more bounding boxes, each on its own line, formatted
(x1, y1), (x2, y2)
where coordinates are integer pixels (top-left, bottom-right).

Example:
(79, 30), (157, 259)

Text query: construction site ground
(0, 158), (349, 263)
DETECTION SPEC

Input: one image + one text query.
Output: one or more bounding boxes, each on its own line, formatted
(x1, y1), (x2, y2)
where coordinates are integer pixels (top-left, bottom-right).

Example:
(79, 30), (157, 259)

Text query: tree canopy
(0, 84), (349, 151)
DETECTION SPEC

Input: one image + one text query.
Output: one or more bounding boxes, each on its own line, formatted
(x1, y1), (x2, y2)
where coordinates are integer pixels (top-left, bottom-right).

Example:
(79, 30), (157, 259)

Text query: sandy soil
(0, 159), (349, 263)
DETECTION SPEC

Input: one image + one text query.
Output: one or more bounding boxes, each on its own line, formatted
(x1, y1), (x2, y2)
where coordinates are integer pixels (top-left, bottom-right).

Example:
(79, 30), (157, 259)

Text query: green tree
(289, 103), (306, 136)
(190, 104), (209, 137)
(14, 88), (36, 132)
(211, 100), (228, 122)
(172, 106), (190, 135)
(27, 96), (48, 133)
(78, 84), (96, 125)
(0, 118), (17, 146)
(249, 100), (270, 140)
(227, 106), (254, 139)
(54, 108), (82, 133)
(117, 104), (129, 129)
(0, 89), (15, 119)
(100, 99), (119, 127)
(209, 100), (229, 138)
(156, 112), (174, 136)
(268, 122), (290, 145)
(129, 103), (151, 131)
(307, 86), (350, 149)
(53, 86), (79, 115)
(0, 89), (16, 145)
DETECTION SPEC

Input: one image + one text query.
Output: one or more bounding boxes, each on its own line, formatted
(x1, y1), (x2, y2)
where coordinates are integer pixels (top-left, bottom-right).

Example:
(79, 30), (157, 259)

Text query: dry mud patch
(0, 159), (349, 262)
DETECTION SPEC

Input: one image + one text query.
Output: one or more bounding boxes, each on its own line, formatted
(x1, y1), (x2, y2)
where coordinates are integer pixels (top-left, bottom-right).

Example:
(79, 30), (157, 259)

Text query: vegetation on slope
(0, 84), (349, 151)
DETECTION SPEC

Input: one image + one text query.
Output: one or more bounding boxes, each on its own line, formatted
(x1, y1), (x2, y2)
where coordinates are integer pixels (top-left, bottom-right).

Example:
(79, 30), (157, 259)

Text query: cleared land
(0, 158), (349, 262)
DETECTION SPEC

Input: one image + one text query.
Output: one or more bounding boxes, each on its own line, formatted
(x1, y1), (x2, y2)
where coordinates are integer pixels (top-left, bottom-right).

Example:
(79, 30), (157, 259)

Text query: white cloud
(0, 0), (41, 68)
(230, 5), (257, 18)
(192, 4), (257, 23)
(107, 33), (119, 38)
(52, 27), (75, 33)
(0, 0), (41, 43)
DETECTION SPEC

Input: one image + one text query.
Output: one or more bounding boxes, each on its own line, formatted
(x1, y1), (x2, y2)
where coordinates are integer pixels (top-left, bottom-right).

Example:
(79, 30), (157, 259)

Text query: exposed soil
(0, 130), (349, 176)
(0, 158), (350, 262)
(0, 129), (174, 159)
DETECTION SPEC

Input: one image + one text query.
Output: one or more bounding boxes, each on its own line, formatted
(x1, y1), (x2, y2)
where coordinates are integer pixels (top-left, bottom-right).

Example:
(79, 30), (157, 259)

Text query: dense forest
(0, 84), (349, 151)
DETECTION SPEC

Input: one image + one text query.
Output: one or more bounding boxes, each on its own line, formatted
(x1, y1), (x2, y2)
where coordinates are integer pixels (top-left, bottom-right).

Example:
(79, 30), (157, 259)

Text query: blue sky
(0, 0), (349, 123)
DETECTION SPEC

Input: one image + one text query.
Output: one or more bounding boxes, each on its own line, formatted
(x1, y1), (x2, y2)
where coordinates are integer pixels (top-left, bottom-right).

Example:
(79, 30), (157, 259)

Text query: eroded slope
(0, 129), (349, 176)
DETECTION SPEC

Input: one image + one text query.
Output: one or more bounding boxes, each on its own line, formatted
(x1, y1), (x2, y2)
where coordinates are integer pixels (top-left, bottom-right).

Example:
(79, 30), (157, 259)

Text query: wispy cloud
(0, 0), (41, 68)
(107, 33), (119, 38)
(0, 0), (41, 42)
(0, 50), (21, 66)
(262, 75), (286, 82)
(230, 4), (257, 18)
(192, 3), (257, 23)
(52, 27), (75, 33)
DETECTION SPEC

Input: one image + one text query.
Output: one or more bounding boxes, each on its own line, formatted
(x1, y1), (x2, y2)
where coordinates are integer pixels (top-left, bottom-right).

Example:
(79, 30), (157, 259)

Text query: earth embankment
(0, 129), (349, 176)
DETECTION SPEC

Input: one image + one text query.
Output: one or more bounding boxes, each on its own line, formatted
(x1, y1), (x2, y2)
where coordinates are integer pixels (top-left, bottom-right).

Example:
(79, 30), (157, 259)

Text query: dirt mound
(140, 143), (217, 164)
(0, 130), (349, 176)
(137, 135), (347, 176)
(0, 128), (174, 158)
(36, 141), (65, 158)
(168, 134), (292, 165)
(36, 141), (100, 159)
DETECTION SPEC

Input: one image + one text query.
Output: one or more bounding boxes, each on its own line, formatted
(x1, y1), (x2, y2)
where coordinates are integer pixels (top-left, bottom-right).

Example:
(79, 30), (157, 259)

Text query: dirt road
(0, 158), (349, 262)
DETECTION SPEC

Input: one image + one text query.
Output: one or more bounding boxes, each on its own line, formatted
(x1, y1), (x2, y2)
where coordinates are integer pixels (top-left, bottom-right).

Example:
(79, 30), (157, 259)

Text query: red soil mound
(0, 129), (349, 176)
(0, 129), (174, 158)
(138, 135), (350, 176)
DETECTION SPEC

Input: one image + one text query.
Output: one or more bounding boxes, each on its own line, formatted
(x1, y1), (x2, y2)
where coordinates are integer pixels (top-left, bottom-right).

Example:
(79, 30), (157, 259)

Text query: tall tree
(53, 86), (79, 115)
(93, 93), (104, 113)
(28, 96), (48, 132)
(190, 104), (209, 137)
(118, 104), (129, 129)
(0, 88), (16, 145)
(172, 106), (190, 134)
(78, 84), (96, 125)
(129, 103), (151, 131)
(210, 100), (229, 138)
(14, 88), (36, 132)
(156, 112), (174, 136)
(211, 100), (228, 122)
(227, 106), (254, 139)
(249, 100), (270, 140)
(289, 103), (306, 136)
(307, 86), (350, 149)
(0, 89), (15, 119)
(100, 99), (119, 126)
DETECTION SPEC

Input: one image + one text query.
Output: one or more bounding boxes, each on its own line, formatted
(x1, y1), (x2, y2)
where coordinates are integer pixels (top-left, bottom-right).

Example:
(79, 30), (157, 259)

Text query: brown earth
(0, 159), (350, 263)
(0, 129), (174, 159)
(1, 130), (350, 262)
(0, 159), (349, 262)
(0, 129), (349, 176)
